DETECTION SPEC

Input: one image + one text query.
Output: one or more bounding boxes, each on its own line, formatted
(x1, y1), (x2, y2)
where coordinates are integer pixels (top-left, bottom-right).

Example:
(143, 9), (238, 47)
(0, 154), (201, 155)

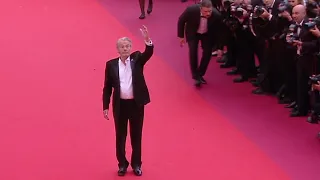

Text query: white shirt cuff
(145, 39), (153, 46)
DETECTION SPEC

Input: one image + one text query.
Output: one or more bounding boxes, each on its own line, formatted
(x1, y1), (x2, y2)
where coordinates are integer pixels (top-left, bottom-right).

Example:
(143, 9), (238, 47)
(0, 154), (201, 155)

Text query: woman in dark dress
(139, 0), (153, 19)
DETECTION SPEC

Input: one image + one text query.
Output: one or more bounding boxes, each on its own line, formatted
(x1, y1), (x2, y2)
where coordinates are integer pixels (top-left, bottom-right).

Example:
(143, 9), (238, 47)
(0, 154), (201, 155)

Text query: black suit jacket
(285, 19), (318, 70)
(299, 21), (318, 57)
(177, 4), (223, 49)
(102, 44), (154, 117)
(260, 0), (282, 38)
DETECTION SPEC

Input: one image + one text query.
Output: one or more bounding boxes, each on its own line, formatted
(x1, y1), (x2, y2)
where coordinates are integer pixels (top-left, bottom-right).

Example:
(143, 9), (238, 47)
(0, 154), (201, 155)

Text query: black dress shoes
(285, 101), (296, 108)
(117, 167), (127, 176)
(307, 111), (319, 124)
(200, 77), (207, 84)
(227, 68), (238, 75)
(252, 88), (265, 95)
(147, 4), (153, 14)
(278, 97), (292, 104)
(133, 167), (143, 176)
(290, 110), (308, 117)
(194, 78), (201, 87)
(233, 76), (248, 83)
(220, 63), (233, 68)
(139, 13), (146, 19)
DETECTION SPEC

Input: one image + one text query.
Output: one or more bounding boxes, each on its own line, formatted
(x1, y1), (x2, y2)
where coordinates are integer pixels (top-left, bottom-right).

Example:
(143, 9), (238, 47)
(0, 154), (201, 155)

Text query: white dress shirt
(119, 40), (153, 99)
(119, 57), (134, 99)
(267, 0), (276, 21)
(197, 13), (208, 34)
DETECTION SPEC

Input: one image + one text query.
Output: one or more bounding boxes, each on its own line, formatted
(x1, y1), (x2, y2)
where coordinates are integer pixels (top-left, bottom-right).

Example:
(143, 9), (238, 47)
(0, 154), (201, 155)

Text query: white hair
(116, 37), (132, 48)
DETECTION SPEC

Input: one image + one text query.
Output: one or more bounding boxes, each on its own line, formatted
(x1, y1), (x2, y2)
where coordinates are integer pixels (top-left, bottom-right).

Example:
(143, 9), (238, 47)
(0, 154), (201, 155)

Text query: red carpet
(0, 0), (317, 179)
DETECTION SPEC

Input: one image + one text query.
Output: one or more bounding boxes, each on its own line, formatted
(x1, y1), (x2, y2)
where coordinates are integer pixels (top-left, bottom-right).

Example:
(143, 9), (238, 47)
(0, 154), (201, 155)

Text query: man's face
(200, 7), (213, 18)
(234, 0), (243, 5)
(243, 0), (251, 6)
(263, 0), (273, 7)
(288, 0), (298, 7)
(117, 40), (132, 57)
(292, 8), (305, 23)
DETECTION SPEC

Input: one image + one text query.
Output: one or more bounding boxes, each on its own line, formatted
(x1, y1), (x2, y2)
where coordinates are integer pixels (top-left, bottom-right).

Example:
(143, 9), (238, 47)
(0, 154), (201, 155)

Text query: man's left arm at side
(102, 61), (113, 111)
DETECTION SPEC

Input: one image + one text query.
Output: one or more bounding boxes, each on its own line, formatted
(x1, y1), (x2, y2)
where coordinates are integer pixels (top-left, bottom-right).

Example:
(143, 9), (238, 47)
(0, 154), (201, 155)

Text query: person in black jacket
(138, 0), (153, 19)
(102, 26), (153, 176)
(178, 0), (223, 87)
(287, 5), (319, 116)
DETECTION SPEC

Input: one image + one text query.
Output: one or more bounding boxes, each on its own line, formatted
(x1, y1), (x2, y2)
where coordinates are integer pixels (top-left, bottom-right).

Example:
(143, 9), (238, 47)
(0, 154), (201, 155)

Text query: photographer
(306, 0), (320, 18)
(278, 1), (304, 108)
(220, 0), (241, 70)
(307, 77), (320, 123)
(231, 0), (259, 82)
(272, 2), (296, 103)
(304, 25), (320, 122)
(219, 0), (238, 69)
(251, 0), (285, 95)
(286, 5), (319, 116)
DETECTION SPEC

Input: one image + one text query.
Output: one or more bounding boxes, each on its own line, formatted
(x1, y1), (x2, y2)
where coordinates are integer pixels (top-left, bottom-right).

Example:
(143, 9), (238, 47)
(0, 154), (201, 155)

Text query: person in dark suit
(138, 0), (153, 19)
(102, 25), (153, 176)
(286, 5), (318, 116)
(177, 0), (223, 87)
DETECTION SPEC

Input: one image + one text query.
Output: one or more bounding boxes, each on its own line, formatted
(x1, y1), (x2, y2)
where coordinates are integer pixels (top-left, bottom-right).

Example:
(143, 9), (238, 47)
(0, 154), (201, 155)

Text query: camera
(278, 2), (291, 13)
(253, 5), (264, 18)
(224, 16), (240, 31)
(306, 1), (319, 10)
(230, 3), (252, 18)
(231, 5), (245, 18)
(304, 17), (320, 30)
(286, 24), (299, 43)
(287, 33), (299, 43)
(306, 1), (319, 17)
(309, 74), (320, 84)
(223, 0), (233, 10)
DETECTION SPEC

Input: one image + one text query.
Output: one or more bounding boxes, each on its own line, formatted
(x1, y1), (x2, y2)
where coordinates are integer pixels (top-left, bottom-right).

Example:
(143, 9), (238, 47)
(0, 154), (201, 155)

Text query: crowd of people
(177, 0), (320, 126)
(102, 0), (320, 175)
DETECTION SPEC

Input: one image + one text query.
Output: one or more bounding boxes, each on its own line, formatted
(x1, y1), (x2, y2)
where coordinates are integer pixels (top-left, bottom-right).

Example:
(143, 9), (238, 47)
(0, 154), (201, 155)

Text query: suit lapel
(112, 59), (120, 85)
(195, 6), (201, 29)
(130, 59), (135, 72)
(130, 52), (139, 72)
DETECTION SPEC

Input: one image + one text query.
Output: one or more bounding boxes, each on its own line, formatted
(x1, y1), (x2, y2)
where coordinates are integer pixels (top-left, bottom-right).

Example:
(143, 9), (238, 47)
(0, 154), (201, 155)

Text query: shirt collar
(118, 56), (131, 65)
(296, 20), (304, 26)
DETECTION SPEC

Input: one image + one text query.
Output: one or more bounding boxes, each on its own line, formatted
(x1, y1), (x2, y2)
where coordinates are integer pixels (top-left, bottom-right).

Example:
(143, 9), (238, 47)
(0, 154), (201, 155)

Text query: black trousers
(296, 56), (313, 113)
(283, 49), (297, 101)
(187, 33), (212, 79)
(260, 40), (284, 93)
(235, 31), (256, 78)
(114, 99), (144, 168)
(225, 34), (237, 66)
(253, 37), (266, 69)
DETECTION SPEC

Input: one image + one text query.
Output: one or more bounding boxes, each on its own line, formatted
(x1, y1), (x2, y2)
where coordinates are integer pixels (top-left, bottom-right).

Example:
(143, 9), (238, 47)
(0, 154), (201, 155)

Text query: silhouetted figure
(139, 0), (153, 19)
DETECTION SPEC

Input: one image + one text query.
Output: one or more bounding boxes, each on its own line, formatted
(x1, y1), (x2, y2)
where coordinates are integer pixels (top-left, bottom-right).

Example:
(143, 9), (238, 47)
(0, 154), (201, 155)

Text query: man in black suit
(102, 25), (153, 176)
(286, 5), (318, 116)
(178, 0), (223, 87)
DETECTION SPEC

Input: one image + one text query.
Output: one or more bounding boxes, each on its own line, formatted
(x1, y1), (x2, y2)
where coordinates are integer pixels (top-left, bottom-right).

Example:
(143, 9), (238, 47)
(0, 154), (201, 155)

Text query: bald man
(289, 4), (319, 116)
